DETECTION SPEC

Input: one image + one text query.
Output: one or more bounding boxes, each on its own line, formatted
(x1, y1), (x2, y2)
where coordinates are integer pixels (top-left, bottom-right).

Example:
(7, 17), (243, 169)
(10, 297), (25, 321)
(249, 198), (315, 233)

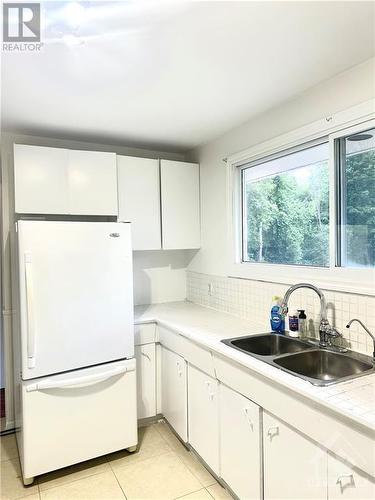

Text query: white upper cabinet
(67, 150), (117, 215)
(14, 144), (117, 216)
(14, 145), (69, 214)
(117, 156), (161, 250)
(160, 160), (200, 249)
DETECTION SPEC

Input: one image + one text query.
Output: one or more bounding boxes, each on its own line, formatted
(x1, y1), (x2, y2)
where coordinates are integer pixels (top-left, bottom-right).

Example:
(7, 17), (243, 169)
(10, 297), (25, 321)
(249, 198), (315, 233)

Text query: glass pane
(341, 127), (375, 268)
(242, 142), (329, 266)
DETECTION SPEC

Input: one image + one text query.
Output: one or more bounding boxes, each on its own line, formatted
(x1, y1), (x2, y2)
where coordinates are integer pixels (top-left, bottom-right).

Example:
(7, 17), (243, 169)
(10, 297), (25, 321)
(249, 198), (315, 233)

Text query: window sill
(228, 262), (375, 296)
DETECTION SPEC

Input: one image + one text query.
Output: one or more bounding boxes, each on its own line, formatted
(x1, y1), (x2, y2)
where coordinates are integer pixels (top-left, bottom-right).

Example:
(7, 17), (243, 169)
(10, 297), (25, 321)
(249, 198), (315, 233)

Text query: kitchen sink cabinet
(263, 412), (327, 500)
(135, 343), (156, 419)
(220, 384), (261, 500)
(161, 346), (188, 441)
(188, 364), (219, 474)
(328, 453), (375, 500)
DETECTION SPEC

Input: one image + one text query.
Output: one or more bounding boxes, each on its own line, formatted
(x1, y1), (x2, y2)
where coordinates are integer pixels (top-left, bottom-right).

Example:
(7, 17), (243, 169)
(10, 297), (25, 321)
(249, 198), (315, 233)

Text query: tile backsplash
(187, 271), (375, 356)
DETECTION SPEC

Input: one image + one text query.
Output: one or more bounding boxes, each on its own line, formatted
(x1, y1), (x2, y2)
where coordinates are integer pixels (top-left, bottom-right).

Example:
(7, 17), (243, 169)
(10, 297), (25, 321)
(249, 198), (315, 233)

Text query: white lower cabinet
(188, 364), (219, 475)
(220, 384), (261, 500)
(161, 347), (187, 441)
(263, 412), (327, 500)
(328, 453), (375, 500)
(135, 344), (156, 419)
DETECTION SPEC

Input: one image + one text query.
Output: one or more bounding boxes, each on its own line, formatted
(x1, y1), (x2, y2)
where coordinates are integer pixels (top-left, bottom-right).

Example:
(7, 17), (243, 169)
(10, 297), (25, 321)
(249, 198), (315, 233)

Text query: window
(240, 123), (375, 271)
(242, 141), (330, 267)
(336, 127), (375, 268)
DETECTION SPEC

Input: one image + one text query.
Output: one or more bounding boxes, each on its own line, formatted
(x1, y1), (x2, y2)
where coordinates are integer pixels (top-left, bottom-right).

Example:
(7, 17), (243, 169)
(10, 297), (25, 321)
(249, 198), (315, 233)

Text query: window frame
(240, 137), (330, 266)
(226, 101), (375, 295)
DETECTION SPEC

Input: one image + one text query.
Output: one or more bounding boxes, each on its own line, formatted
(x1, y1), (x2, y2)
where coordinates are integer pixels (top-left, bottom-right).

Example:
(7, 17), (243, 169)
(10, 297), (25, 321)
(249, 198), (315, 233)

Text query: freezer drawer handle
(26, 365), (129, 392)
(24, 252), (36, 369)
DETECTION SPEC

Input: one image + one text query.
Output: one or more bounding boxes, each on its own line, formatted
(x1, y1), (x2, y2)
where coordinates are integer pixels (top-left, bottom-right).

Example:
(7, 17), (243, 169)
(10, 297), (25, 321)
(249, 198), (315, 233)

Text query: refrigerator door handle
(24, 252), (36, 369)
(26, 365), (131, 392)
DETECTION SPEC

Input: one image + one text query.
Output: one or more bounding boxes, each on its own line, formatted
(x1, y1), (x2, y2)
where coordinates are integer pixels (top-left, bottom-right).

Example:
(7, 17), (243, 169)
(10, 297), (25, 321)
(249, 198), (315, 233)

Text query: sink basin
(274, 349), (374, 385)
(222, 333), (375, 385)
(222, 333), (312, 357)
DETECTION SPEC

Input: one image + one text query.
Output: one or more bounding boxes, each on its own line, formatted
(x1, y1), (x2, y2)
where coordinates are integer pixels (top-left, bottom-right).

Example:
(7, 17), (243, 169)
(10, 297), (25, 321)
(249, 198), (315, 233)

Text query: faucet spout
(346, 319), (375, 361)
(281, 283), (327, 323)
(281, 282), (341, 350)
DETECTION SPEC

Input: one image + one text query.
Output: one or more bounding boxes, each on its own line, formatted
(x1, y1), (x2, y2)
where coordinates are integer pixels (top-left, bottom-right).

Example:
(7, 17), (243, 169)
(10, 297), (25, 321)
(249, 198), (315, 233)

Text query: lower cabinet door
(188, 364), (219, 474)
(263, 412), (327, 500)
(220, 384), (261, 499)
(328, 453), (375, 499)
(161, 347), (187, 441)
(135, 343), (156, 419)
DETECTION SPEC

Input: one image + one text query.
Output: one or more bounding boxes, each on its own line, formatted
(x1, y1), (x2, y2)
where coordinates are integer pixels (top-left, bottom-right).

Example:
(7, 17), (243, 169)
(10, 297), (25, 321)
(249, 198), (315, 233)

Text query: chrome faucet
(346, 319), (375, 361)
(281, 283), (345, 351)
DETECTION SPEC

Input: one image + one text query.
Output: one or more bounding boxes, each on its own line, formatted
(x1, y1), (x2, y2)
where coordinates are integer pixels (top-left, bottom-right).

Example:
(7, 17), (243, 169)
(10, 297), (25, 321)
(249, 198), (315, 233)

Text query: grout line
(173, 487), (210, 499)
(108, 460), (127, 500)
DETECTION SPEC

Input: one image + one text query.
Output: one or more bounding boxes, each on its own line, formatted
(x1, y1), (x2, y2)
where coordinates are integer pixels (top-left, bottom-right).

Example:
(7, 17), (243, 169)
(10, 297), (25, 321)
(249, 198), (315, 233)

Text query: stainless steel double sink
(221, 333), (375, 386)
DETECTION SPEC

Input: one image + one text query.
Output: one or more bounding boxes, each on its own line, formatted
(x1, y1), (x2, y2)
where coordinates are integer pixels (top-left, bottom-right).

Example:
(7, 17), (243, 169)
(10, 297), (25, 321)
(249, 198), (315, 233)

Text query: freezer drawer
(19, 359), (137, 479)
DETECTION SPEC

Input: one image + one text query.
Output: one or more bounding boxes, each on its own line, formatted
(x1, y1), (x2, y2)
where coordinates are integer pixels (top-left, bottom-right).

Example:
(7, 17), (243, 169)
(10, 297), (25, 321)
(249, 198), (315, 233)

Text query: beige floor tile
(15, 495), (40, 500)
(176, 489), (213, 499)
(40, 471), (124, 500)
(38, 456), (110, 491)
(154, 422), (187, 453)
(175, 449), (216, 488)
(109, 424), (171, 470)
(1, 435), (19, 463)
(0, 458), (39, 500)
(206, 484), (233, 499)
(114, 451), (202, 500)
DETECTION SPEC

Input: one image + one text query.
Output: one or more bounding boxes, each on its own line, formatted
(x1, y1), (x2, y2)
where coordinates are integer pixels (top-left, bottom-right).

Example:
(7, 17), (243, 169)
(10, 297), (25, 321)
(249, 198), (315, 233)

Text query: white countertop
(135, 301), (375, 433)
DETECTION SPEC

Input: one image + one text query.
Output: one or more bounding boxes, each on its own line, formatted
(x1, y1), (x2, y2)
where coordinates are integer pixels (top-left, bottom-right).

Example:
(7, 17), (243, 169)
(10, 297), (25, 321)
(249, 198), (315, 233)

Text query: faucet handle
(328, 327), (342, 338)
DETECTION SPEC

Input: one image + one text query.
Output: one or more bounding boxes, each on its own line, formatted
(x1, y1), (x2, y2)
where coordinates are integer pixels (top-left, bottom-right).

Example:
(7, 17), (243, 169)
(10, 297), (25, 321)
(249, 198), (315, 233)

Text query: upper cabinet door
(14, 144), (69, 214)
(160, 160), (200, 249)
(117, 156), (161, 250)
(67, 150), (117, 215)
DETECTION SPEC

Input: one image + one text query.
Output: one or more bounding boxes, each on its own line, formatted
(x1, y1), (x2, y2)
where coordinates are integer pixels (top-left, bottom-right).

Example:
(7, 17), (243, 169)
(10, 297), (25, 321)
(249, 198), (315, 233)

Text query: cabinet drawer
(158, 325), (215, 377)
(134, 323), (156, 345)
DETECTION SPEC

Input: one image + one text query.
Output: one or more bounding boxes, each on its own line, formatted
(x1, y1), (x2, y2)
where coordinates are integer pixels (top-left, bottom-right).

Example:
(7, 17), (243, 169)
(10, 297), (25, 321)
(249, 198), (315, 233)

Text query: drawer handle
(336, 474), (354, 490)
(243, 408), (254, 429)
(26, 365), (129, 392)
(267, 426), (279, 439)
(141, 352), (151, 362)
(205, 381), (215, 400)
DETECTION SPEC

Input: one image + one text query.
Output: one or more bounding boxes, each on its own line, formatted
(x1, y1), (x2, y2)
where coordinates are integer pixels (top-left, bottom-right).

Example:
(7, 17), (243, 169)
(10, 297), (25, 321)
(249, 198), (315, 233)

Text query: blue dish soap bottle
(270, 296), (285, 333)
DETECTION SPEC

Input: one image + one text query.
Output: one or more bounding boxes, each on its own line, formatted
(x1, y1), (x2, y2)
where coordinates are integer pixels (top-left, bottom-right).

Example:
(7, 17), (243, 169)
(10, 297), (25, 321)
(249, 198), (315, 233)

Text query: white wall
(188, 58), (375, 277)
(133, 250), (196, 305)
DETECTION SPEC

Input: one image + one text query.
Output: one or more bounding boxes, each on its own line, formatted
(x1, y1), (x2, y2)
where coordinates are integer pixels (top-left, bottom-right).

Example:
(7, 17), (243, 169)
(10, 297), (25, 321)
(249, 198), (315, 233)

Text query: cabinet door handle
(205, 381), (215, 400)
(141, 351), (151, 362)
(176, 361), (183, 377)
(267, 426), (279, 439)
(336, 474), (354, 489)
(243, 408), (254, 429)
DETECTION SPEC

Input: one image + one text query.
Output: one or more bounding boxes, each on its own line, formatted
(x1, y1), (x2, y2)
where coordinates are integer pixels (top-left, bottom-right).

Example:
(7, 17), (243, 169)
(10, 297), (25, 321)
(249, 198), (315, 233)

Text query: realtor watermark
(2, 3), (43, 51)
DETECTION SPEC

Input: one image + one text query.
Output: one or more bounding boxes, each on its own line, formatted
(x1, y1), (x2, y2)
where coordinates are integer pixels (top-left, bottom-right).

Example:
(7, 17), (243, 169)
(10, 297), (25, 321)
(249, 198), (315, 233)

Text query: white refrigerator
(13, 220), (137, 484)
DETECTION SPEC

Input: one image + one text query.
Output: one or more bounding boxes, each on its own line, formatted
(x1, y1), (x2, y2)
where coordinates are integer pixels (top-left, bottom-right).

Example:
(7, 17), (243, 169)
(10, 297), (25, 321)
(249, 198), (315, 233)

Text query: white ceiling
(2, 1), (374, 152)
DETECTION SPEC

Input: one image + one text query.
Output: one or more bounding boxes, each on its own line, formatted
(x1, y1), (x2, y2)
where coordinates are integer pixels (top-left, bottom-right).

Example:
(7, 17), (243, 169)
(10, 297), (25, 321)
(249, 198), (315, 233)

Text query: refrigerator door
(17, 220), (134, 380)
(19, 359), (137, 478)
